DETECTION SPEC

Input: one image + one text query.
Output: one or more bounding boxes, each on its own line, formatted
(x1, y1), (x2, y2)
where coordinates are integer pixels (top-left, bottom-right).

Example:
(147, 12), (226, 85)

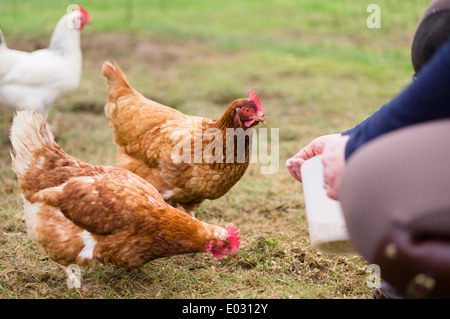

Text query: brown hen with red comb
(102, 61), (267, 215)
(10, 111), (241, 276)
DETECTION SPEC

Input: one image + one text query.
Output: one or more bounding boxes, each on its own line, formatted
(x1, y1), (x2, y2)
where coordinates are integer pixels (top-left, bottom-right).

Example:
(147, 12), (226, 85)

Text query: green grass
(0, 0), (430, 299)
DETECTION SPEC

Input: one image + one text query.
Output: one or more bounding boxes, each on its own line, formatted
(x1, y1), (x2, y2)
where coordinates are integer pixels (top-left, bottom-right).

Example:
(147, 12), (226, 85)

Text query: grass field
(0, 0), (429, 299)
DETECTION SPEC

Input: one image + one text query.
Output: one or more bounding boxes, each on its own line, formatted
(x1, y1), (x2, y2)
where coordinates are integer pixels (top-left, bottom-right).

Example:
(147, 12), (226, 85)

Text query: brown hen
(102, 61), (266, 214)
(10, 111), (240, 275)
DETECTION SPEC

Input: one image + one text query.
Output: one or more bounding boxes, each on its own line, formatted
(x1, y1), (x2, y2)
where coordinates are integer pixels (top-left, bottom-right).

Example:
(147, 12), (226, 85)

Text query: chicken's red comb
(78, 6), (90, 17)
(248, 91), (263, 114)
(77, 6), (91, 25)
(226, 223), (240, 249)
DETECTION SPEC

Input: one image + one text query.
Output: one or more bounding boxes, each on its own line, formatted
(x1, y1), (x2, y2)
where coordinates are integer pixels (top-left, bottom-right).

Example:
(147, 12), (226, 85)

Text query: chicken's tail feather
(10, 110), (55, 179)
(102, 61), (133, 102)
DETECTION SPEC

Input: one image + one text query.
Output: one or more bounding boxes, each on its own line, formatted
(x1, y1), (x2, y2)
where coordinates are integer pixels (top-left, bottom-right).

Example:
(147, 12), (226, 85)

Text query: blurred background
(0, 0), (430, 299)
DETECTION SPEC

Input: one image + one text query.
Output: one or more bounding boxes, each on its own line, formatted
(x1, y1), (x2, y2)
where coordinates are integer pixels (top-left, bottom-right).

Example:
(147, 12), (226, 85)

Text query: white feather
(77, 230), (97, 261)
(21, 194), (41, 242)
(10, 111), (54, 179)
(161, 190), (174, 200)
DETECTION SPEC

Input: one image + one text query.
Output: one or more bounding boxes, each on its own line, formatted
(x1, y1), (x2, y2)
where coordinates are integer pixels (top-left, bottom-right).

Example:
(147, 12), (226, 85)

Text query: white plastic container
(301, 155), (356, 255)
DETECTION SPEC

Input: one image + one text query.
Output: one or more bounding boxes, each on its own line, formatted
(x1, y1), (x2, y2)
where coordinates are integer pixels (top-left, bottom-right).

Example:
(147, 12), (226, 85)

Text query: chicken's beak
(229, 252), (239, 262)
(255, 115), (267, 125)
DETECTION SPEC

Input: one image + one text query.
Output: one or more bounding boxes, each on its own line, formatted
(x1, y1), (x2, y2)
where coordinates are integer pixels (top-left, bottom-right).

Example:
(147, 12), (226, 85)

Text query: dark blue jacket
(342, 38), (450, 159)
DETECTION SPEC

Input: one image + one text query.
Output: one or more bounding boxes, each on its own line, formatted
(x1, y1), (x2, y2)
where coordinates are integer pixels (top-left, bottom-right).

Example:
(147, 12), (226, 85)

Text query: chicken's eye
(244, 108), (250, 113)
(220, 244), (226, 248)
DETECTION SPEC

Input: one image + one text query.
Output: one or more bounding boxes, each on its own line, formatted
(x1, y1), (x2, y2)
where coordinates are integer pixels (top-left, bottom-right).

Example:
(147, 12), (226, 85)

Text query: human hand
(321, 135), (349, 200)
(285, 134), (340, 182)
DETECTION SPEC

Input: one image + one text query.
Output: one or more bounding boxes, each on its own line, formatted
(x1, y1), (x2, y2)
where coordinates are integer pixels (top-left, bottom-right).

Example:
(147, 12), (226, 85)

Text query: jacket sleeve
(342, 38), (450, 160)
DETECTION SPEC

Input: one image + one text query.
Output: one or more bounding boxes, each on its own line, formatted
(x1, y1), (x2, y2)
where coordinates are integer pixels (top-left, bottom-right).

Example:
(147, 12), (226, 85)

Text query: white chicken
(0, 6), (91, 114)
